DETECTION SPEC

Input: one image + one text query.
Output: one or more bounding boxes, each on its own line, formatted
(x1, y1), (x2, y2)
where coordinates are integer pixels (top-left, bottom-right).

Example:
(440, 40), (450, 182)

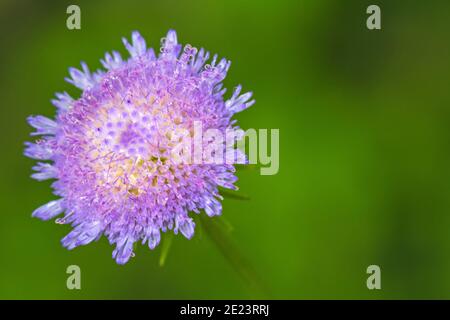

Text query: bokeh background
(0, 0), (449, 299)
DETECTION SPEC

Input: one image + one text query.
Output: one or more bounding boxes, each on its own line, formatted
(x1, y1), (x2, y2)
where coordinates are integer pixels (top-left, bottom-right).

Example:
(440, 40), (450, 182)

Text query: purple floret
(25, 30), (254, 264)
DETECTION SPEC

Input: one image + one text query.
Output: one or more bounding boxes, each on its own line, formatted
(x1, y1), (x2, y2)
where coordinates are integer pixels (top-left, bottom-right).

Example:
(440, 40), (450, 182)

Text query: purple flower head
(24, 30), (254, 264)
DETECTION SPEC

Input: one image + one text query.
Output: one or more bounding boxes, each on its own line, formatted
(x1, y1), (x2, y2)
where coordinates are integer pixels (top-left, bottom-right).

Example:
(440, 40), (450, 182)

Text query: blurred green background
(0, 0), (449, 299)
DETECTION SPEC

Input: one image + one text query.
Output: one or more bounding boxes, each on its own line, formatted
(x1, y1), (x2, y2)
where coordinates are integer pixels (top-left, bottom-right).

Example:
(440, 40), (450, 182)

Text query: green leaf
(220, 189), (250, 201)
(159, 232), (173, 267)
(214, 215), (234, 233)
(198, 214), (268, 297)
(235, 164), (259, 171)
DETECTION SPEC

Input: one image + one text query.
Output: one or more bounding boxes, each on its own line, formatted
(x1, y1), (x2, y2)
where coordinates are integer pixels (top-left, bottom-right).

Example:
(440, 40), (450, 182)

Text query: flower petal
(160, 29), (182, 58)
(31, 162), (57, 181)
(204, 198), (222, 217)
(51, 92), (73, 111)
(24, 142), (53, 160)
(225, 86), (254, 113)
(27, 115), (57, 136)
(32, 199), (64, 220)
(176, 215), (195, 239)
(143, 227), (161, 250)
(65, 62), (95, 90)
(62, 221), (103, 250)
(122, 31), (147, 58)
(112, 236), (135, 264)
(101, 51), (123, 70)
